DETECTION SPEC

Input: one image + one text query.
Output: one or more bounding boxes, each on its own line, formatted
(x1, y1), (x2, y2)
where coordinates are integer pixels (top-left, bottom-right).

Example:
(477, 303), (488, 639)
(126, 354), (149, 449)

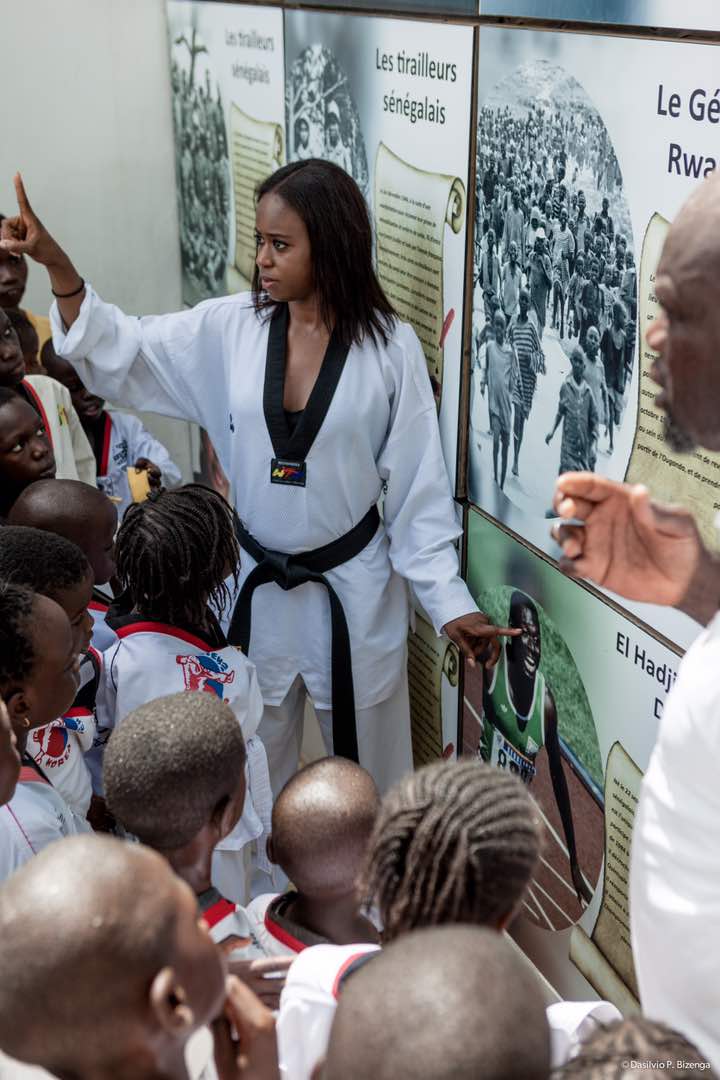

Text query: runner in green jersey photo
(480, 590), (592, 906)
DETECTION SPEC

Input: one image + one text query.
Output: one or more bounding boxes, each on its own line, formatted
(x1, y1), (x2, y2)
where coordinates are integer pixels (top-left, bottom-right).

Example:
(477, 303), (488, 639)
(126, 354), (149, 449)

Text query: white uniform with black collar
(52, 287), (478, 795)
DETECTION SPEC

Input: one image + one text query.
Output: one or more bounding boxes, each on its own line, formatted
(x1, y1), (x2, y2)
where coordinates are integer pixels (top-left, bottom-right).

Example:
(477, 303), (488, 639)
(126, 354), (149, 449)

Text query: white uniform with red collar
(91, 408), (181, 520)
(22, 375), (95, 484)
(88, 590), (118, 654)
(25, 650), (101, 818)
(0, 766), (91, 885)
(98, 617), (272, 902)
(277, 943), (381, 1079)
(276, 944), (622, 1079)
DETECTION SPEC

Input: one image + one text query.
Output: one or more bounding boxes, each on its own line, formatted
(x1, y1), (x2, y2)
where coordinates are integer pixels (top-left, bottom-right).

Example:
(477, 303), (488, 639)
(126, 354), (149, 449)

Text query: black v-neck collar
(263, 303), (350, 463)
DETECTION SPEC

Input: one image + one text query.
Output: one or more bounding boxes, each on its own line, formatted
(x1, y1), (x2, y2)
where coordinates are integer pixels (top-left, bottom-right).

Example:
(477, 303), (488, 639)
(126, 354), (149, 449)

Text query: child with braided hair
(278, 759), (618, 1079)
(276, 759), (542, 1079)
(98, 483), (273, 903)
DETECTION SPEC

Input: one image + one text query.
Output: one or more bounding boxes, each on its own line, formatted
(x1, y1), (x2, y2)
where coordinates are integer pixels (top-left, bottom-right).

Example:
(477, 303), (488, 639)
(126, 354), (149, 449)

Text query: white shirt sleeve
(378, 323), (478, 634)
(50, 284), (233, 429)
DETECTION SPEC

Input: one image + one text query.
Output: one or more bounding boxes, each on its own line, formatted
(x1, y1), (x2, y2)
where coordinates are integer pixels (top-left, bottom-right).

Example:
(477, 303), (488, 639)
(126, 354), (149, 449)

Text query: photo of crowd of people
(469, 60), (637, 518)
(285, 44), (369, 197)
(170, 28), (230, 305)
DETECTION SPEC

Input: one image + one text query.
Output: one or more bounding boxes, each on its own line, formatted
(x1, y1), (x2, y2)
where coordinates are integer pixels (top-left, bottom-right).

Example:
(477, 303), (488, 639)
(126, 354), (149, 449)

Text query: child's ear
(4, 688), (30, 733)
(266, 834), (276, 866)
(149, 967), (195, 1035)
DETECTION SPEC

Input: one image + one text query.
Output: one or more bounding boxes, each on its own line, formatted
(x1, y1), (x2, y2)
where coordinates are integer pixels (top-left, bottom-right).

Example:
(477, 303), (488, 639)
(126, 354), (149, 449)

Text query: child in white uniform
(0, 585), (88, 883)
(246, 757), (379, 956)
(104, 691), (291, 1009)
(7, 478), (119, 654)
(100, 484), (272, 901)
(42, 340), (182, 518)
(0, 834), (277, 1080)
(278, 760), (619, 1077)
(0, 526), (97, 817)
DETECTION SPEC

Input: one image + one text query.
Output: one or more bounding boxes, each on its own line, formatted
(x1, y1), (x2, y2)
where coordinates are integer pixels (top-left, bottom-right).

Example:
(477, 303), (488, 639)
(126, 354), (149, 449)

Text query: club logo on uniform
(270, 457), (307, 487)
(31, 722), (73, 768)
(176, 652), (236, 698)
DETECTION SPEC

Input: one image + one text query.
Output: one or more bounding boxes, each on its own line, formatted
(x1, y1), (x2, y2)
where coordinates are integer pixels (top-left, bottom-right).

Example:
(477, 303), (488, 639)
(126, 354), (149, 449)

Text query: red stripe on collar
(99, 411), (112, 476)
(21, 380), (53, 450)
(114, 621), (214, 652)
(264, 909), (306, 954)
(19, 765), (50, 786)
(204, 897), (237, 929)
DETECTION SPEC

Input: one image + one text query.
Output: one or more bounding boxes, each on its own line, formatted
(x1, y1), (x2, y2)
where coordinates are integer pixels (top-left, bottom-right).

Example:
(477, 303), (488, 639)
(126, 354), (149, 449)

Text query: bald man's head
(323, 926), (550, 1080)
(271, 757), (379, 898)
(654, 171), (720, 452)
(8, 479), (117, 584)
(0, 835), (226, 1074)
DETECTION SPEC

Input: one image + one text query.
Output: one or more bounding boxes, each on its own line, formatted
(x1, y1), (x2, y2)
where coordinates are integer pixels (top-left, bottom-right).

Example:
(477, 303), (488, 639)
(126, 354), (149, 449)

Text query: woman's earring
(21, 716), (30, 729)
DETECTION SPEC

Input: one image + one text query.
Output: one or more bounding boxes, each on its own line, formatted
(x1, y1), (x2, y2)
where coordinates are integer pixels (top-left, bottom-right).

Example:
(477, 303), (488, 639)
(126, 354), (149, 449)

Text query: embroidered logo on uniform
(176, 652), (236, 698)
(270, 458), (306, 487)
(31, 723), (71, 768)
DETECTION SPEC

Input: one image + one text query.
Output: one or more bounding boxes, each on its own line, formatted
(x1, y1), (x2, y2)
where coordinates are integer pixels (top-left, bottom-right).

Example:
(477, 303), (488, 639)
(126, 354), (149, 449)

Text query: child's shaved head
(271, 757), (379, 898)
(104, 691), (247, 851)
(0, 835), (226, 1075)
(8, 478), (117, 584)
(323, 926), (550, 1080)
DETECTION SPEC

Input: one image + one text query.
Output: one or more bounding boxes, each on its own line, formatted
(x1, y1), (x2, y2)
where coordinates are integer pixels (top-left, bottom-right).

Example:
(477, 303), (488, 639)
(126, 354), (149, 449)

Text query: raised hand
(0, 174), (65, 267)
(443, 611), (521, 669)
(1, 174), (84, 325)
(551, 472), (713, 619)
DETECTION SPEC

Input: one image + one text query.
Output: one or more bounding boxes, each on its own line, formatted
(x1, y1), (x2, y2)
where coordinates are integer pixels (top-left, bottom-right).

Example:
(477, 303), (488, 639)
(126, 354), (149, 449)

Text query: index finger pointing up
(13, 172), (33, 217)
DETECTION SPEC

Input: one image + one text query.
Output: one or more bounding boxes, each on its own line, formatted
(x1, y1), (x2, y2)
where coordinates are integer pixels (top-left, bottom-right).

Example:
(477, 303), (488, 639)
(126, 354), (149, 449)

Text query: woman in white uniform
(0, 165), (515, 795)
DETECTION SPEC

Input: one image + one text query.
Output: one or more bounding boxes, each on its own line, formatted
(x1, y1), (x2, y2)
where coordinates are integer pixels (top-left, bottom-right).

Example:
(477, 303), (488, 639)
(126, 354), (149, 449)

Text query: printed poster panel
(167, 2), (285, 306)
(311, 0), (476, 14)
(408, 610), (460, 767)
(479, 1), (719, 31)
(468, 27), (720, 650)
(463, 508), (679, 1008)
(284, 11), (473, 491)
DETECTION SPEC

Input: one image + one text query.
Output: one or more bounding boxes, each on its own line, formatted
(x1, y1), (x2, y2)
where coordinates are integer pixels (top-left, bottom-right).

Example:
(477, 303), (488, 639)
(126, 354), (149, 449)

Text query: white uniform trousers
(258, 666), (414, 798)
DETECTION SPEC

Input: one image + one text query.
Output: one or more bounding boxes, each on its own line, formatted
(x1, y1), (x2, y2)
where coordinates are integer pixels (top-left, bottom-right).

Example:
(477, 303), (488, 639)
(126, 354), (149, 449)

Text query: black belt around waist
(227, 505), (381, 762)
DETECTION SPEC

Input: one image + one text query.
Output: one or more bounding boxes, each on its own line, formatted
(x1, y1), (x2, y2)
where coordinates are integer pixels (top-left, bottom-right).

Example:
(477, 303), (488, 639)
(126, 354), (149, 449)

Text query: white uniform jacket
(22, 375), (95, 485)
(0, 765), (91, 885)
(92, 408), (182, 519)
(98, 616), (272, 869)
(52, 288), (477, 710)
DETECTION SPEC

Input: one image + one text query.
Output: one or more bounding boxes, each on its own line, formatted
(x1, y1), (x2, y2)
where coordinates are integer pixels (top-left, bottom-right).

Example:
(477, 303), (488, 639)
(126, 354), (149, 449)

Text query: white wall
(0, 0), (193, 478)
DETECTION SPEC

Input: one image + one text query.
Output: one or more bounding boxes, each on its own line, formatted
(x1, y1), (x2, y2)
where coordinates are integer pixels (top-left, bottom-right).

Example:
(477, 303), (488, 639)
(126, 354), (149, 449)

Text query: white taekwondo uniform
(52, 287), (478, 795)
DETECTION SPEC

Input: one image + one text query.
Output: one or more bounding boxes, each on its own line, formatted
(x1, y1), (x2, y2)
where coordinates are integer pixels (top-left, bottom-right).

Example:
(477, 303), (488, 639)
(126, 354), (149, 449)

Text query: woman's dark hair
(252, 159), (396, 348)
(115, 484), (239, 628)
